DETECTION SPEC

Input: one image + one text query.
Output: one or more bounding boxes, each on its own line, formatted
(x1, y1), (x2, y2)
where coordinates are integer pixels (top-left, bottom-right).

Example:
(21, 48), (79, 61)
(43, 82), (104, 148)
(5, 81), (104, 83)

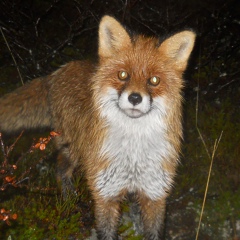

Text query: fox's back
(49, 60), (96, 129)
(47, 61), (99, 142)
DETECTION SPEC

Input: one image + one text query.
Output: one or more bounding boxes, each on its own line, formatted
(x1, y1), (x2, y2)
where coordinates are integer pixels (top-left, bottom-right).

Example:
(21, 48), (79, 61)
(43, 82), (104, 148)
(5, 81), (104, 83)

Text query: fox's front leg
(93, 194), (121, 240)
(139, 195), (167, 240)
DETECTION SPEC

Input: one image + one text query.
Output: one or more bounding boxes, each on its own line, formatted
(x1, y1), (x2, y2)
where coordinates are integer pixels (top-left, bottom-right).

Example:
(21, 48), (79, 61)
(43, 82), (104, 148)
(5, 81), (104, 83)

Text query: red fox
(0, 16), (195, 239)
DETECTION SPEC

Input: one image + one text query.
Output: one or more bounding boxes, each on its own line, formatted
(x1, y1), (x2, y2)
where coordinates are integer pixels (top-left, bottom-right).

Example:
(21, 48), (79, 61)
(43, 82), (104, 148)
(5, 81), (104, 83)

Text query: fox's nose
(128, 92), (142, 105)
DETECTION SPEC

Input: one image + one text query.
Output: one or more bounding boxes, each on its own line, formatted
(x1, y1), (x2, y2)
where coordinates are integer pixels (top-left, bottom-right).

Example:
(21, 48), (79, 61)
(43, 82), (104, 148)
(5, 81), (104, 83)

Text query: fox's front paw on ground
(0, 15), (195, 239)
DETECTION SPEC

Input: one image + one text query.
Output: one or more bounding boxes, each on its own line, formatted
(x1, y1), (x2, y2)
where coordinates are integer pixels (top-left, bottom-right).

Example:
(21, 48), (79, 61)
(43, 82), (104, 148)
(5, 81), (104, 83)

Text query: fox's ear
(159, 31), (196, 71)
(98, 16), (131, 58)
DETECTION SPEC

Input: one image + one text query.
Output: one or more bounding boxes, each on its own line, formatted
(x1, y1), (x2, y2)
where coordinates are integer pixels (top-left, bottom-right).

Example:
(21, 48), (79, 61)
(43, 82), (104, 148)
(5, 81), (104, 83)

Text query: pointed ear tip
(100, 15), (116, 24)
(101, 15), (110, 20)
(183, 30), (197, 41)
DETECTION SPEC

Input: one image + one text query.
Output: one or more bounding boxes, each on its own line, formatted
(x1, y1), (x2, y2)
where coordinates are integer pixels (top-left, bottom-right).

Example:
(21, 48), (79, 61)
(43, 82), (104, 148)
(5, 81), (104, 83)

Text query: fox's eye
(149, 76), (160, 86)
(118, 71), (130, 81)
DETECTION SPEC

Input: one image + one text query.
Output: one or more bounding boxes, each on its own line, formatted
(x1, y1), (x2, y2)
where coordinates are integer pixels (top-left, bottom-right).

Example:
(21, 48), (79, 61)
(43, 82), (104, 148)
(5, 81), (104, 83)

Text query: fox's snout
(118, 90), (151, 118)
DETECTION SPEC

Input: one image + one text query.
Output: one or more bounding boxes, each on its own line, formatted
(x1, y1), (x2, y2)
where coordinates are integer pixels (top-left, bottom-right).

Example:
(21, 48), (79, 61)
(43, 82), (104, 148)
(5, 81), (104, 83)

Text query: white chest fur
(96, 88), (176, 200)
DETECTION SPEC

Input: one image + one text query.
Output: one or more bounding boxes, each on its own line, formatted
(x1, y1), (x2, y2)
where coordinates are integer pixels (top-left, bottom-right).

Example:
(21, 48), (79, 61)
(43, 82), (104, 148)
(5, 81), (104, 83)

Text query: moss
(1, 195), (84, 239)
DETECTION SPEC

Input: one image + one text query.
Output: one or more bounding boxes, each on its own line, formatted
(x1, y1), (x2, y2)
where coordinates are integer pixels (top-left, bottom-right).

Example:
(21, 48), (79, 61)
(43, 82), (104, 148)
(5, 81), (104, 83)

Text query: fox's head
(94, 16), (196, 120)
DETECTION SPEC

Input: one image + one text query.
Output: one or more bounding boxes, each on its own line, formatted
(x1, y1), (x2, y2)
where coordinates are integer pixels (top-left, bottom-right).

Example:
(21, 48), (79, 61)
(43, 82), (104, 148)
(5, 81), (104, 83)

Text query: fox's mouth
(121, 108), (145, 118)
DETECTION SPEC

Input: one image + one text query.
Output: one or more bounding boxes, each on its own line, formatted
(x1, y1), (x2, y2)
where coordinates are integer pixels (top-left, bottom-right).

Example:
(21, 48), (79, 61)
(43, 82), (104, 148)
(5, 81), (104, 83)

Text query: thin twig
(0, 27), (24, 85)
(6, 131), (24, 156)
(195, 131), (223, 240)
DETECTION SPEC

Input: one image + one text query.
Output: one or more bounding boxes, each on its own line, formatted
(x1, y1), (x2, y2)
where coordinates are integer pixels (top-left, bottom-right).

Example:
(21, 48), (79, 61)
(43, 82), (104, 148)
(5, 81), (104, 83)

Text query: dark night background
(0, 0), (239, 239)
(0, 0), (239, 95)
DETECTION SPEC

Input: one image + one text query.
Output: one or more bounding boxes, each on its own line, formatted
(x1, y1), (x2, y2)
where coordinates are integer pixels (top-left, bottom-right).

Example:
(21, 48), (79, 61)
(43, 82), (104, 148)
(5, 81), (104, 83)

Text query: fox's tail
(0, 77), (51, 133)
